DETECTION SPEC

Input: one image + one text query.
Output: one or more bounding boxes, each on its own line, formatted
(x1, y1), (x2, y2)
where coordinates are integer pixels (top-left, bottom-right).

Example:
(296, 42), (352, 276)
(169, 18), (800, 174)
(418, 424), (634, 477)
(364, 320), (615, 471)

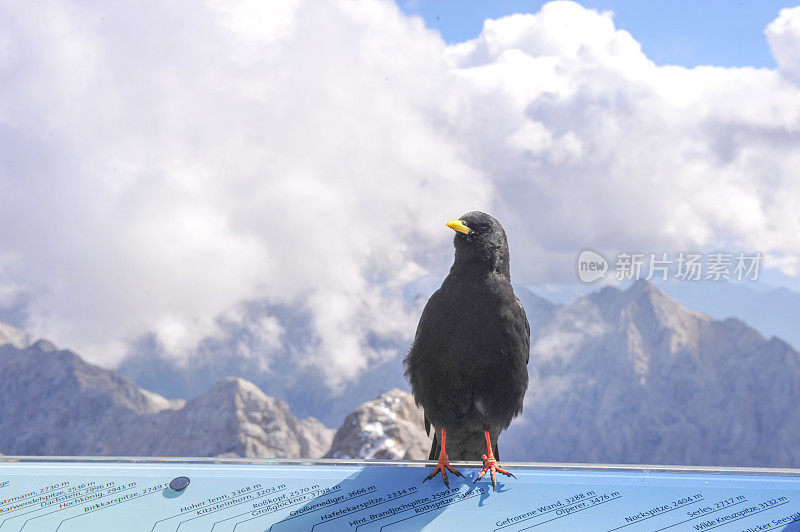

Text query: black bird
(404, 211), (530, 490)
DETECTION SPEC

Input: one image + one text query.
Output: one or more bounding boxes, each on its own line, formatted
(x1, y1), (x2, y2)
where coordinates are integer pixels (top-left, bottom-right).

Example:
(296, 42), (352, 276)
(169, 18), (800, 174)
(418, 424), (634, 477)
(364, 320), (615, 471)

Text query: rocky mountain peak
(325, 389), (430, 460)
(581, 281), (712, 366)
(147, 375), (334, 459)
(589, 280), (703, 321)
(31, 338), (57, 352)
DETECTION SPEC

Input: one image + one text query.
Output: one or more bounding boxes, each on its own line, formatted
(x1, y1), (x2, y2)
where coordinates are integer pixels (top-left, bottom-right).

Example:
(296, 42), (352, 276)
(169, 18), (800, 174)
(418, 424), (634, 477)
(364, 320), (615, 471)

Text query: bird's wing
(405, 287), (449, 374)
(404, 287), (472, 428)
(413, 288), (446, 343)
(424, 415), (431, 436)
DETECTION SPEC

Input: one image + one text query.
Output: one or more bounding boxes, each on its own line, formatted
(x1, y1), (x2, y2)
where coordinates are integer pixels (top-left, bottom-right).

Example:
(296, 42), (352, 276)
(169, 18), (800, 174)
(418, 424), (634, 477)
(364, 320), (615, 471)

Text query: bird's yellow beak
(446, 220), (471, 235)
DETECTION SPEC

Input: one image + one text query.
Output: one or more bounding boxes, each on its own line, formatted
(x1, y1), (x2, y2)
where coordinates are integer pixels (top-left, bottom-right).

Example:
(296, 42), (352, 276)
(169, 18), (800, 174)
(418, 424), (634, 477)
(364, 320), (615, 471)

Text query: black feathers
(404, 211), (530, 461)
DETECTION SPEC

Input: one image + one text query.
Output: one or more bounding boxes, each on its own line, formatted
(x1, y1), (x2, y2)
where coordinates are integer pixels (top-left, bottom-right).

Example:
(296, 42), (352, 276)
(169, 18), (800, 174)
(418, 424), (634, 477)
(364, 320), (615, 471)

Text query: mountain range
(530, 279), (800, 352)
(0, 333), (333, 458)
(2, 280), (800, 467)
(504, 280), (800, 466)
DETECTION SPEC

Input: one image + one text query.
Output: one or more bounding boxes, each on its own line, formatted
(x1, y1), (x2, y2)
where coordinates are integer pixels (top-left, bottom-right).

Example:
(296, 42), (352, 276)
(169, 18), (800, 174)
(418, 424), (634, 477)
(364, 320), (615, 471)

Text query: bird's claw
(423, 452), (462, 488)
(423, 466), (450, 488)
(474, 454), (514, 491)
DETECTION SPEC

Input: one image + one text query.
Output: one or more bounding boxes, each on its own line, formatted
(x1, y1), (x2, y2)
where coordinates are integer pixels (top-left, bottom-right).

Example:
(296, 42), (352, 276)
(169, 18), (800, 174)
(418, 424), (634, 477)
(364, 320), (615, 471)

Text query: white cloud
(1, 0), (800, 386)
(766, 6), (800, 83)
(443, 1), (800, 280)
(0, 0), (490, 378)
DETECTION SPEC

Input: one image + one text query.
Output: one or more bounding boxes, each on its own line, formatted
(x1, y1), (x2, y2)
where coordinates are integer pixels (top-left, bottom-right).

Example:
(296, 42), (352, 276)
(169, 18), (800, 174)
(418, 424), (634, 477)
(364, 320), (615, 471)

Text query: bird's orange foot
(423, 451), (463, 488)
(474, 454), (516, 491)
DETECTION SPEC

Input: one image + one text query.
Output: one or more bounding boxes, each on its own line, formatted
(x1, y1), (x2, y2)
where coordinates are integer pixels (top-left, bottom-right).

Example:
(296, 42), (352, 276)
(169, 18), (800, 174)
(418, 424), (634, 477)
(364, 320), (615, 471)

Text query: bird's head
(446, 211), (510, 277)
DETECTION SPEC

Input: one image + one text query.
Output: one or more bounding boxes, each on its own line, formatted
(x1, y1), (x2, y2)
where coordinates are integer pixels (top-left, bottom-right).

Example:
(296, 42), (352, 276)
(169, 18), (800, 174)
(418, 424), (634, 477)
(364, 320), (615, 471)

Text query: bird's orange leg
(423, 428), (463, 488)
(474, 431), (516, 491)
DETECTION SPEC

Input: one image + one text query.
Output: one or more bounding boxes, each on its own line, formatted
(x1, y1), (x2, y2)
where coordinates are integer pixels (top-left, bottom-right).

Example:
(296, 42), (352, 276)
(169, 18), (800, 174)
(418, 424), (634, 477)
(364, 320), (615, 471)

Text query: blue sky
(400, 0), (799, 68)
